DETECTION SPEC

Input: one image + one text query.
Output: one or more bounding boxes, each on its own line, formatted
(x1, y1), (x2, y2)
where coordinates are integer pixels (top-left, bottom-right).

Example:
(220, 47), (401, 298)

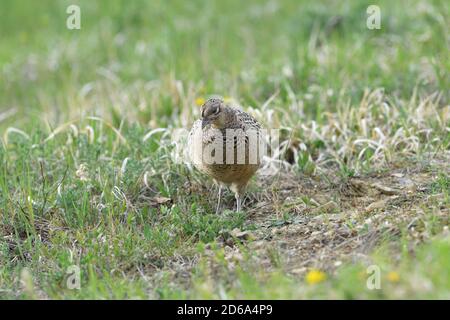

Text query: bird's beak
(201, 119), (210, 129)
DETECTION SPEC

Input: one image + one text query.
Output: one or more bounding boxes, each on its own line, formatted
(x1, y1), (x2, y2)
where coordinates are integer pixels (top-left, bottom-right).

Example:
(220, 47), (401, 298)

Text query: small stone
(371, 183), (400, 195)
(391, 173), (404, 178)
(152, 196), (172, 205)
(365, 199), (388, 212)
(230, 228), (255, 241)
(291, 267), (307, 275)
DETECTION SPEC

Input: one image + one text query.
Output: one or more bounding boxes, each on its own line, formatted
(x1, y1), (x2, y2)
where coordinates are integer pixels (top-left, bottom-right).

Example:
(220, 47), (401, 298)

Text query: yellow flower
(387, 271), (400, 283)
(195, 97), (205, 106)
(305, 269), (326, 285)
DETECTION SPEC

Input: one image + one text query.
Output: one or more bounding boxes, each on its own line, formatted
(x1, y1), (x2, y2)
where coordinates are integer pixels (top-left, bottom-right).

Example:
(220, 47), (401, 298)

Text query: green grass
(159, 235), (450, 299)
(0, 0), (449, 299)
(1, 0), (448, 131)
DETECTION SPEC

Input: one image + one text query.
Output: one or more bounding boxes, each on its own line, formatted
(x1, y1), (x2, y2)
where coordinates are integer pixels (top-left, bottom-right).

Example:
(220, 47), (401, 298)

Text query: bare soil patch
(211, 153), (450, 276)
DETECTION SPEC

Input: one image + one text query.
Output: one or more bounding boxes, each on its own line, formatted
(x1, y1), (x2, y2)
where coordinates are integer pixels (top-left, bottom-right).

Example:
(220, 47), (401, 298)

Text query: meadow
(0, 0), (449, 299)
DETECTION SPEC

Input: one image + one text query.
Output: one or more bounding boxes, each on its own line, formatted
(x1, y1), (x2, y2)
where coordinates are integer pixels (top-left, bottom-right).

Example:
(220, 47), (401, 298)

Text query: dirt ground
(201, 152), (450, 278)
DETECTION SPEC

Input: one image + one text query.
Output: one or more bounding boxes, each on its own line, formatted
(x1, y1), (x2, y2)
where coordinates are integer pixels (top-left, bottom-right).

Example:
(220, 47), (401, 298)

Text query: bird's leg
(215, 184), (223, 214)
(235, 192), (242, 212)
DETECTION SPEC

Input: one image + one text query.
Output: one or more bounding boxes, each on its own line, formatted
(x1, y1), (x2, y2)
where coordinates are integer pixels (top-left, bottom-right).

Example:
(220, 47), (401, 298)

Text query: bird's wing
(235, 109), (261, 131)
(188, 120), (220, 165)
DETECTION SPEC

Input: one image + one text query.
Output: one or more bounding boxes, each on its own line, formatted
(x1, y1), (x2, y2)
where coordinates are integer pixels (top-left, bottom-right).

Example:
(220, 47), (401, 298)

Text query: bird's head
(200, 98), (233, 129)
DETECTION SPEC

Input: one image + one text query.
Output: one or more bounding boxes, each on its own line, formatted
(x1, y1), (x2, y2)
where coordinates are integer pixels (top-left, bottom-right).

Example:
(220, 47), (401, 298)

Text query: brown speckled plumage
(188, 98), (262, 212)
